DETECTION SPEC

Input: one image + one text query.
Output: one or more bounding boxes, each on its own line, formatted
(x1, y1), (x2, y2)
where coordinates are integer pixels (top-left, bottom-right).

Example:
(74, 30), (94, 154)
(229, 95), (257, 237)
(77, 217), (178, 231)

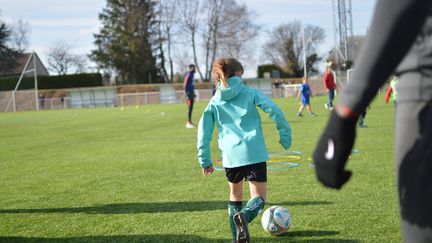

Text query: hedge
(0, 73), (103, 91)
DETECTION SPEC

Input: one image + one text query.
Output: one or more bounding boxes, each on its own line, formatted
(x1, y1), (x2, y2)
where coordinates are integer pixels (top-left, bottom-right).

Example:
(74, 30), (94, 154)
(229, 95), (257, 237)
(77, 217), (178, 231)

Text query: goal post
(4, 52), (39, 112)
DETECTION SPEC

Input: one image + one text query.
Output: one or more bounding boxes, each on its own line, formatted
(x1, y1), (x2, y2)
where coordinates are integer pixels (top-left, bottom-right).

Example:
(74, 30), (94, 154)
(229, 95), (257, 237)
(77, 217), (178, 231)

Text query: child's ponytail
(212, 58), (244, 88)
(213, 59), (227, 87)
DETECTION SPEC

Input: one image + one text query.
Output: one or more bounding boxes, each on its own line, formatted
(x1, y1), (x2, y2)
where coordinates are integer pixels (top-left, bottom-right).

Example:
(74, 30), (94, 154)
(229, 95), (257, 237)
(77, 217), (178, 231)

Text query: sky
(0, 0), (377, 77)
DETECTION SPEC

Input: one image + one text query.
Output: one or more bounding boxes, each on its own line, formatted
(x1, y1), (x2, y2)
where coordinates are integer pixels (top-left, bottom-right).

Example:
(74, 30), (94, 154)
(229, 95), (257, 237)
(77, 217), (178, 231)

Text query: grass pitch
(0, 95), (399, 242)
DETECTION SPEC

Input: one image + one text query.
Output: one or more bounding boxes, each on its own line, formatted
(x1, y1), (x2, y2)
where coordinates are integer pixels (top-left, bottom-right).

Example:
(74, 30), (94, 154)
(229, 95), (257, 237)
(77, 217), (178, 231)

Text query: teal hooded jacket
(197, 76), (292, 169)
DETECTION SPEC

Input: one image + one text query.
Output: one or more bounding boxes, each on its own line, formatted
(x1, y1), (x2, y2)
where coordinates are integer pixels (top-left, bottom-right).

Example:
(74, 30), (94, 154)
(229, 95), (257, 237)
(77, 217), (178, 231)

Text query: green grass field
(0, 95), (400, 242)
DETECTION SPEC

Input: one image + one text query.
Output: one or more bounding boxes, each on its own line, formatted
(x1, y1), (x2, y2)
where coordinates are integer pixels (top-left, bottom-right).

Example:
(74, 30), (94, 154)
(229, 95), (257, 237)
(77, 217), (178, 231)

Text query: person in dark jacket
(183, 64), (196, 128)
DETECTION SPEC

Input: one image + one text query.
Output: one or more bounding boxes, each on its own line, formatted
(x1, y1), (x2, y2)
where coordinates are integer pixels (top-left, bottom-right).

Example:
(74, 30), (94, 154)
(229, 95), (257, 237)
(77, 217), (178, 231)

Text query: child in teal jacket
(197, 58), (292, 243)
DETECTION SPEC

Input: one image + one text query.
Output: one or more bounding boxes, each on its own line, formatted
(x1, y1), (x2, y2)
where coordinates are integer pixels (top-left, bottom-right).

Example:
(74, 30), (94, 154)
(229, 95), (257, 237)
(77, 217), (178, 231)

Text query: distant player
(384, 75), (398, 105)
(183, 64), (196, 128)
(297, 77), (316, 117)
(313, 0), (432, 241)
(197, 58), (292, 243)
(323, 62), (336, 110)
(358, 106), (370, 128)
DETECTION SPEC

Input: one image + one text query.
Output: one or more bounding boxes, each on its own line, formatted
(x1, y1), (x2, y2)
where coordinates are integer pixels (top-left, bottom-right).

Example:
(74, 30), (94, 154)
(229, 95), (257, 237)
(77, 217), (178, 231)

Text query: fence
(0, 89), (215, 112)
(0, 77), (328, 112)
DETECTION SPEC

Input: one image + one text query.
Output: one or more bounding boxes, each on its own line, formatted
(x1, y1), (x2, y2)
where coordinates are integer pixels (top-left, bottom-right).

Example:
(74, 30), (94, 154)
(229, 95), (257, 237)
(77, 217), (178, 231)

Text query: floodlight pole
(33, 52), (39, 111)
(302, 25), (307, 78)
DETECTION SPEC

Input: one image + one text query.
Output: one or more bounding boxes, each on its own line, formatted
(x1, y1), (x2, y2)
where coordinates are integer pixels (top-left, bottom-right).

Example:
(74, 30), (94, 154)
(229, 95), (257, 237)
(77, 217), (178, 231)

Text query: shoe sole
(234, 213), (250, 243)
(185, 124), (195, 128)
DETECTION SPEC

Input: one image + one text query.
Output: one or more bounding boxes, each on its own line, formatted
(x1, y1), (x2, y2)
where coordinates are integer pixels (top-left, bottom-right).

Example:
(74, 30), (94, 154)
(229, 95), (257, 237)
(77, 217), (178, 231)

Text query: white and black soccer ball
(261, 206), (291, 236)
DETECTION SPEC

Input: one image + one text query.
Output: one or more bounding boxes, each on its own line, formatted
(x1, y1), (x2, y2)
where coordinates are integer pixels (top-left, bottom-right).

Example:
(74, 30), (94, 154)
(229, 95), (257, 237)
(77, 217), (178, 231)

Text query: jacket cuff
(200, 160), (213, 169)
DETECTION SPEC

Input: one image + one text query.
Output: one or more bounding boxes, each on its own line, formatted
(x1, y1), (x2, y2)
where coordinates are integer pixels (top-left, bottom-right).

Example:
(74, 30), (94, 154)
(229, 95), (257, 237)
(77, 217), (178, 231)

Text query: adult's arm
(313, 0), (431, 189)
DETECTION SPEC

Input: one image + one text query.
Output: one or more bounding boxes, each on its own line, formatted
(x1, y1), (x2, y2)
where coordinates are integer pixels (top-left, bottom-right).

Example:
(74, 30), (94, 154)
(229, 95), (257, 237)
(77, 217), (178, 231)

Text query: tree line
(0, 13), (28, 75)
(1, 1), (327, 84)
(90, 0), (326, 84)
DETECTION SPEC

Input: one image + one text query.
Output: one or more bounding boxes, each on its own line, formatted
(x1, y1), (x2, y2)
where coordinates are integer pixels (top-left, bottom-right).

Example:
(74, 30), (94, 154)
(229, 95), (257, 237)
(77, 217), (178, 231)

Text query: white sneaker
(329, 107), (334, 110)
(185, 122), (195, 128)
(324, 104), (329, 110)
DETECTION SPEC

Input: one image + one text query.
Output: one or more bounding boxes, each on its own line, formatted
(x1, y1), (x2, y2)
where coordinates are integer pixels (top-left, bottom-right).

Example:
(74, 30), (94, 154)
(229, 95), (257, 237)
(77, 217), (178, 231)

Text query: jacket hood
(218, 76), (245, 101)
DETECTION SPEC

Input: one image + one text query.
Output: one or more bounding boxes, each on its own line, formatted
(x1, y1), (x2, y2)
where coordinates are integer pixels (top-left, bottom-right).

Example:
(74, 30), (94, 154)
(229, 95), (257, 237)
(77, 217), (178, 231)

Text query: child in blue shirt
(297, 77), (316, 117)
(197, 58), (292, 243)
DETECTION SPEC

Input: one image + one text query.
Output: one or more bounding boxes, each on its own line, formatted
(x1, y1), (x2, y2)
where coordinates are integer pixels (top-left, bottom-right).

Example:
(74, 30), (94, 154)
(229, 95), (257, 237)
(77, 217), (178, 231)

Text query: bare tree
(152, 10), (170, 83)
(46, 41), (88, 75)
(201, 0), (223, 81)
(72, 55), (89, 74)
(11, 19), (31, 53)
(200, 0), (259, 81)
(159, 0), (179, 83)
(217, 1), (260, 67)
(177, 0), (205, 82)
(164, 0), (260, 81)
(175, 50), (192, 75)
(263, 21), (325, 77)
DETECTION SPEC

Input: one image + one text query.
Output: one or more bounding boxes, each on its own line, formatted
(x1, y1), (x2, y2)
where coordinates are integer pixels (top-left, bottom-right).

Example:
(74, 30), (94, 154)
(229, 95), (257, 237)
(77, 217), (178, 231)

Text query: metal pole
(12, 91), (16, 112)
(33, 52), (39, 111)
(5, 53), (33, 112)
(332, 0), (339, 64)
(302, 24), (307, 78)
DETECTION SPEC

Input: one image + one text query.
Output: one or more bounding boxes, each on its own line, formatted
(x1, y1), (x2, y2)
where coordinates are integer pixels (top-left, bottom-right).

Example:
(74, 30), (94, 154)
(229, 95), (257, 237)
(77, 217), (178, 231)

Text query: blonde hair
(212, 58), (244, 87)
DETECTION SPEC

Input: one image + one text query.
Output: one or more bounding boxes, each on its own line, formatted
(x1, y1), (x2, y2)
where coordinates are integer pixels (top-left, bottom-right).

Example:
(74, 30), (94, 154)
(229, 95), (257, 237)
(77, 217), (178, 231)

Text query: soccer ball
(261, 206), (291, 236)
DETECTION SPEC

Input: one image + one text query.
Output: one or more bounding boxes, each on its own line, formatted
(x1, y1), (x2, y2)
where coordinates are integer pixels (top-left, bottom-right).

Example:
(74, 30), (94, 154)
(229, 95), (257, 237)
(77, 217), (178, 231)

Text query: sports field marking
(267, 162), (300, 170)
(268, 155), (301, 163)
(269, 150), (302, 156)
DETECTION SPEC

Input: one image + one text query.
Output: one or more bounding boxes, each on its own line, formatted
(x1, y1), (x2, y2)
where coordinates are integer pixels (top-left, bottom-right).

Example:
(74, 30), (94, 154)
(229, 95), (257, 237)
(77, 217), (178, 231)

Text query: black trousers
(395, 73), (432, 242)
(186, 91), (194, 122)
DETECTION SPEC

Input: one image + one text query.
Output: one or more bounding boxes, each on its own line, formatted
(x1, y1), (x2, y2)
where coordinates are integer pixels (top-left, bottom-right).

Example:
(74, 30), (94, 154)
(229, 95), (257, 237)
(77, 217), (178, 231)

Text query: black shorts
(225, 162), (267, 183)
(185, 90), (195, 100)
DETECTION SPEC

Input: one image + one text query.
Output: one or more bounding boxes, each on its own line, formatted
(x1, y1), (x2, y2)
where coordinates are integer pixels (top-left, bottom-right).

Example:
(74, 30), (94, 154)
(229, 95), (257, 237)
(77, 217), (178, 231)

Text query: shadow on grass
(0, 200), (332, 214)
(0, 232), (359, 243)
(272, 201), (333, 206)
(273, 229), (360, 242)
(262, 120), (302, 125)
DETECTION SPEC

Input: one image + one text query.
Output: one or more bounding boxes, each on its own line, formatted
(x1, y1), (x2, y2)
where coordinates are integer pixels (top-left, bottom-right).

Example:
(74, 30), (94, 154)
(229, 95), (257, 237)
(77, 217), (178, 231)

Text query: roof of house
(0, 52), (49, 77)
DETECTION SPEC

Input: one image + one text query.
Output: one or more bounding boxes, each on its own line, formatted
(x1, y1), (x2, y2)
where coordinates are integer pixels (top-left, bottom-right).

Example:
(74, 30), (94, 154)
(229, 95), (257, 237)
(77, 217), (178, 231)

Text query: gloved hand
(313, 110), (358, 189)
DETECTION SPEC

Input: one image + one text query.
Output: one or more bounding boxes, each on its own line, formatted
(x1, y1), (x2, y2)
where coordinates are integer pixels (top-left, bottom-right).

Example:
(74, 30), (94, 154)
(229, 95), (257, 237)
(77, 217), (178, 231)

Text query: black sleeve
(339, 0), (431, 113)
